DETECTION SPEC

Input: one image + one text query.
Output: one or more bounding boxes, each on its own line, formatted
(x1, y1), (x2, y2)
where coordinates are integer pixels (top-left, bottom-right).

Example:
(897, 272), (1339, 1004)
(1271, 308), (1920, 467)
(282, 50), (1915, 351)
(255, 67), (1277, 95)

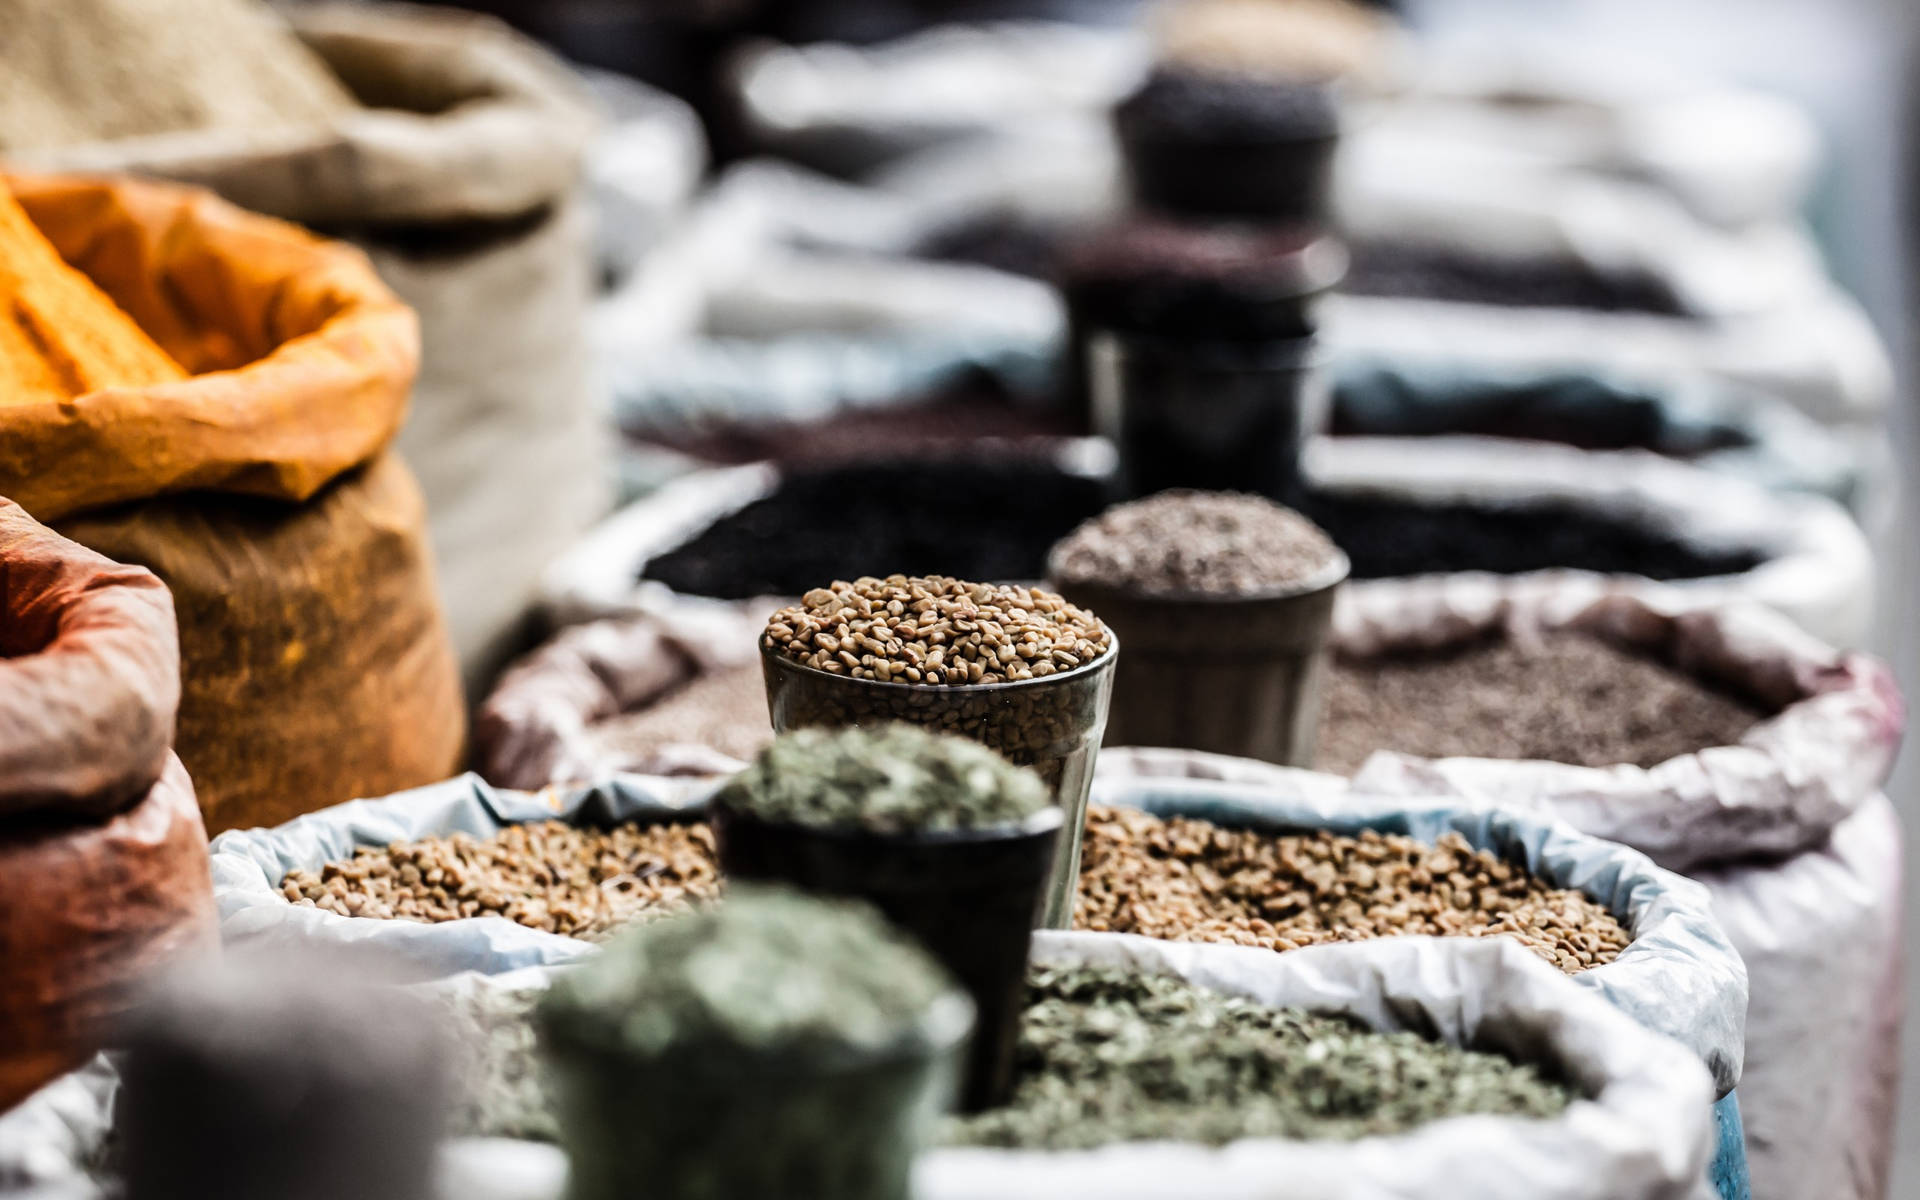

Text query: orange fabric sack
(0, 501), (216, 1112)
(0, 175), (464, 833)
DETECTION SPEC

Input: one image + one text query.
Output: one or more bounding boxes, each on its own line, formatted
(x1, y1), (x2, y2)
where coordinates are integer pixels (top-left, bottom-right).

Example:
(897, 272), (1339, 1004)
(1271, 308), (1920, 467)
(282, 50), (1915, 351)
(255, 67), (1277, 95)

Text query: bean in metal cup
(544, 989), (972, 1200)
(712, 802), (1059, 1112)
(1052, 553), (1347, 766)
(1091, 330), (1324, 503)
(760, 637), (1116, 929)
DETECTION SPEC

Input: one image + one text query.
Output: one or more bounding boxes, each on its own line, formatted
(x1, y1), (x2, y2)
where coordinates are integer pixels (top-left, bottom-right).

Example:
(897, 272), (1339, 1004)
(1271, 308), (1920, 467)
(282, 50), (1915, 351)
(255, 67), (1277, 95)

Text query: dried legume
(765, 574), (1110, 687)
(1317, 631), (1768, 774)
(279, 820), (719, 941)
(1075, 806), (1631, 974)
(946, 965), (1576, 1149)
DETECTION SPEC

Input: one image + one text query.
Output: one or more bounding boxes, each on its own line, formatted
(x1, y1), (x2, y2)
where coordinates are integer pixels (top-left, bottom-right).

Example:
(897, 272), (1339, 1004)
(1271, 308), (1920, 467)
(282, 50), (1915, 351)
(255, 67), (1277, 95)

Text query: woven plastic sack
(206, 769), (1745, 1099)
(1333, 586), (1902, 871)
(1099, 749), (1898, 1200)
(1307, 436), (1875, 647)
(0, 935), (1718, 1200)
(20, 3), (613, 693)
(0, 174), (463, 835)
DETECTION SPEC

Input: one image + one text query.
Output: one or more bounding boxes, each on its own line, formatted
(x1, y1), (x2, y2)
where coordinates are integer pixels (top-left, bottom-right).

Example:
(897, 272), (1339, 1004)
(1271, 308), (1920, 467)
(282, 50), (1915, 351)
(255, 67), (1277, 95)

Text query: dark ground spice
(642, 458), (1113, 598)
(945, 965), (1575, 1150)
(1342, 239), (1687, 315)
(1316, 631), (1770, 773)
(1292, 490), (1765, 581)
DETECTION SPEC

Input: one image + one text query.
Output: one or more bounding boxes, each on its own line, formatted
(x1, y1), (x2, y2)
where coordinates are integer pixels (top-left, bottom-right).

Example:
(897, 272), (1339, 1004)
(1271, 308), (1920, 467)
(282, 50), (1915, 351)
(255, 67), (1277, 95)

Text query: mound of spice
(1343, 238), (1686, 316)
(1293, 489), (1766, 581)
(642, 458), (1112, 600)
(1076, 806), (1631, 974)
(1317, 631), (1769, 774)
(765, 575), (1111, 686)
(279, 819), (719, 941)
(0, 0), (354, 152)
(0, 184), (187, 406)
(947, 965), (1575, 1150)
(586, 662), (773, 769)
(539, 888), (966, 1200)
(717, 725), (1048, 833)
(1050, 490), (1341, 597)
(539, 884), (955, 1060)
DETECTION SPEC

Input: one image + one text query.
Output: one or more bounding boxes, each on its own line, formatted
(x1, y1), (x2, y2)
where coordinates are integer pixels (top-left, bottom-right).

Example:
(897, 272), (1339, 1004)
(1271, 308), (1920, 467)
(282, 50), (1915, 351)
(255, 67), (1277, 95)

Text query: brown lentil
(1317, 632), (1769, 775)
(279, 820), (719, 942)
(1074, 806), (1631, 974)
(764, 574), (1111, 687)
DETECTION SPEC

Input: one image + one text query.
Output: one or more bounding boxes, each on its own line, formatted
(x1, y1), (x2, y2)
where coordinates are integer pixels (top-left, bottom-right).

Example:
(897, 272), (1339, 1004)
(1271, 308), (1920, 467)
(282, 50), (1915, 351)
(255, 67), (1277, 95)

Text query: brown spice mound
(1317, 632), (1768, 775)
(587, 663), (772, 768)
(1050, 490), (1341, 597)
(280, 820), (719, 942)
(766, 574), (1111, 686)
(1074, 806), (1630, 974)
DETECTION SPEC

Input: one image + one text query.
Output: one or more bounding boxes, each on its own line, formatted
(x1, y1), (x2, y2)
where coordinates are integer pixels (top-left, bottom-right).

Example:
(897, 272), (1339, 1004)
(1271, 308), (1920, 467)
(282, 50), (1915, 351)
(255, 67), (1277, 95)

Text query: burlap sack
(21, 2), (610, 694)
(0, 502), (215, 1112)
(0, 174), (462, 835)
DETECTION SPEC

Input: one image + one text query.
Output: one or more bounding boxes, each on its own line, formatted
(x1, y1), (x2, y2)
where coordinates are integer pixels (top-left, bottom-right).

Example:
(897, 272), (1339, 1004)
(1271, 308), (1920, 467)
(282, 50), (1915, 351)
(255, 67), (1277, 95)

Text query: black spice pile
(1317, 632), (1770, 773)
(1292, 490), (1765, 580)
(1342, 239), (1687, 315)
(946, 966), (1576, 1150)
(643, 459), (1113, 599)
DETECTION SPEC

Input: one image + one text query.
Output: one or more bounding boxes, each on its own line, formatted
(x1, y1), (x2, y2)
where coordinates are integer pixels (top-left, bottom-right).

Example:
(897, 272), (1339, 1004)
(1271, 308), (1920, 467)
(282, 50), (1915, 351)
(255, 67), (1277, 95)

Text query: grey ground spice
(1316, 631), (1769, 775)
(946, 965), (1575, 1150)
(279, 820), (719, 942)
(1075, 806), (1631, 974)
(428, 978), (556, 1143)
(0, 0), (355, 152)
(1050, 490), (1341, 597)
(586, 662), (772, 769)
(765, 575), (1111, 686)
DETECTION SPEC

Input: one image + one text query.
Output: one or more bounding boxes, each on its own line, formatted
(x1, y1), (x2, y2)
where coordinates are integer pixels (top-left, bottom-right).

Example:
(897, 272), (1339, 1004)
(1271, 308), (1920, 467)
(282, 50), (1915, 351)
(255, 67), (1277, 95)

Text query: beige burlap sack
(25, 2), (610, 694)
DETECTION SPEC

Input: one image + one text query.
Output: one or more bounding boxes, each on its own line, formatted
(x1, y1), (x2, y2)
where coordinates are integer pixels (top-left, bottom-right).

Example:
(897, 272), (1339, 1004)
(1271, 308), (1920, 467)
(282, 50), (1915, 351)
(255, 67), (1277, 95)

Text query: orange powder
(0, 184), (186, 405)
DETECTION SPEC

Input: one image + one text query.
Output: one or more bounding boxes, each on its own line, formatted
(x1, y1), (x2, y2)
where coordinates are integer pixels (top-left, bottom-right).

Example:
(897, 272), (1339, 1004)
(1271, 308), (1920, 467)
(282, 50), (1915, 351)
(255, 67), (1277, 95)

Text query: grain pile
(0, 0), (354, 152)
(1075, 806), (1631, 974)
(1316, 632), (1769, 774)
(280, 820), (719, 941)
(765, 575), (1112, 687)
(947, 965), (1575, 1150)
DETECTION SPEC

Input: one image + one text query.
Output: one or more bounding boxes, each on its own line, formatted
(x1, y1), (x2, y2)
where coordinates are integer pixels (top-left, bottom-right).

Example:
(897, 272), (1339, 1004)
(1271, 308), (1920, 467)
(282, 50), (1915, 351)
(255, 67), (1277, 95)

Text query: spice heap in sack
(1318, 630), (1769, 775)
(1077, 806), (1630, 974)
(0, 501), (216, 1111)
(948, 964), (1575, 1150)
(0, 174), (463, 834)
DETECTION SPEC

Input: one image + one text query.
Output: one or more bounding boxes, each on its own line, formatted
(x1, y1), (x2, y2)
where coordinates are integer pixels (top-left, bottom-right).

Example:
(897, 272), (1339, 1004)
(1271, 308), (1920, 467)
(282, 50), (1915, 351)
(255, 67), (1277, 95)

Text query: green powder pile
(947, 966), (1577, 1150)
(715, 724), (1049, 834)
(538, 887), (954, 1061)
